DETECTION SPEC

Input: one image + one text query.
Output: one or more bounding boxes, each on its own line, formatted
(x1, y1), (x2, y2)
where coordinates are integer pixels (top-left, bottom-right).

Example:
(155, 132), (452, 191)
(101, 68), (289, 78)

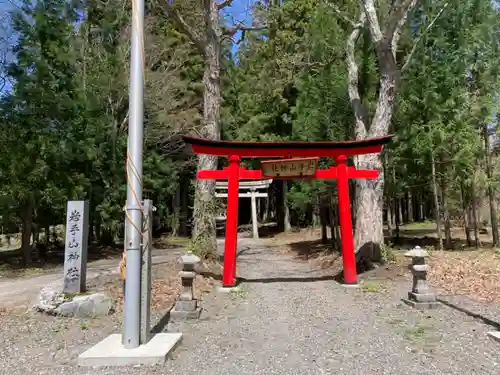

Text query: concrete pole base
(487, 331), (500, 343)
(78, 333), (182, 367)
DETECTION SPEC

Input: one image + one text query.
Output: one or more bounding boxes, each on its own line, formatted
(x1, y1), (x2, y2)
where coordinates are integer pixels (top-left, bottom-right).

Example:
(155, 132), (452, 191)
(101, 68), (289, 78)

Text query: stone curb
(436, 295), (500, 330)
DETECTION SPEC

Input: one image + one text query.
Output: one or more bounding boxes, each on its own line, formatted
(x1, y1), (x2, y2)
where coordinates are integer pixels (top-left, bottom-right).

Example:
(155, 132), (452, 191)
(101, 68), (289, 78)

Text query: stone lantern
(170, 251), (202, 320)
(403, 246), (439, 309)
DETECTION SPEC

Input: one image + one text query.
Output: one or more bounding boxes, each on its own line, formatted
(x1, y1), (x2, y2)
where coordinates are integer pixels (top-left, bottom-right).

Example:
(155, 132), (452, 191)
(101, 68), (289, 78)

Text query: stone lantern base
(402, 297), (440, 310)
(169, 299), (202, 320)
(402, 291), (440, 309)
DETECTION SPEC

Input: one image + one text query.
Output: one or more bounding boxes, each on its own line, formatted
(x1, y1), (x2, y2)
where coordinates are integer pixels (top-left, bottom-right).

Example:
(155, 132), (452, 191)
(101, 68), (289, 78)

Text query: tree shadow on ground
(389, 235), (494, 250)
(217, 222), (280, 239)
(198, 270), (338, 285)
(286, 239), (340, 261)
(150, 311), (171, 334)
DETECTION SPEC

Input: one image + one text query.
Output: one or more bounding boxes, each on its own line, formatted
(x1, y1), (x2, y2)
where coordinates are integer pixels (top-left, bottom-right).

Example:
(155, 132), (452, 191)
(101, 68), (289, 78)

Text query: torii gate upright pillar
(335, 155), (357, 284)
(222, 155), (240, 287)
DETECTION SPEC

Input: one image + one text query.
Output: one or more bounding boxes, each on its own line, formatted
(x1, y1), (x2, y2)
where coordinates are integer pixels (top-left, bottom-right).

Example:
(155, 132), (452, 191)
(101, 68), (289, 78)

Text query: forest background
(0, 0), (499, 265)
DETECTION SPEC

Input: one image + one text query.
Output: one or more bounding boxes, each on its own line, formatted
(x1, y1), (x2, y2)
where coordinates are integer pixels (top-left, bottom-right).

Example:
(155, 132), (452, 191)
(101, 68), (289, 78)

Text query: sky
(0, 0), (255, 95)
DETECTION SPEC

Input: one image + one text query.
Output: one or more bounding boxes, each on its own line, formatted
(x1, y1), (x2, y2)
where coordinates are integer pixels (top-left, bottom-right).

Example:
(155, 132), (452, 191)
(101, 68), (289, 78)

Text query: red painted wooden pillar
(335, 155), (357, 284)
(222, 155), (241, 287)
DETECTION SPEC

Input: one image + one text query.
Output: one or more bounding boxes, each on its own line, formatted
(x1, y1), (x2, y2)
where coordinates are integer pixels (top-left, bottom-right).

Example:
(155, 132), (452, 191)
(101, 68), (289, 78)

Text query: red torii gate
(183, 135), (393, 287)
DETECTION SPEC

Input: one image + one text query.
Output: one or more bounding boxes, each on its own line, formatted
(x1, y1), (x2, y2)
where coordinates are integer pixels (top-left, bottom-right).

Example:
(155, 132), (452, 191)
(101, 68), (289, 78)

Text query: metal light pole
(123, 0), (144, 349)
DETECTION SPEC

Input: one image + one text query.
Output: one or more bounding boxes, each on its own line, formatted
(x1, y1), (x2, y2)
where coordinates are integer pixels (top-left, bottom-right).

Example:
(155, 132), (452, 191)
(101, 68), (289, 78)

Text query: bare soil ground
(264, 226), (500, 304)
(1, 234), (500, 375)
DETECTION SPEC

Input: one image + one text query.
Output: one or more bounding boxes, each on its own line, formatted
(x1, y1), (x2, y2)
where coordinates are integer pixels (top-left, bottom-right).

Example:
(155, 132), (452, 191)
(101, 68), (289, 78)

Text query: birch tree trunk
(354, 153), (385, 260)
(191, 0), (221, 256)
(340, 0), (420, 263)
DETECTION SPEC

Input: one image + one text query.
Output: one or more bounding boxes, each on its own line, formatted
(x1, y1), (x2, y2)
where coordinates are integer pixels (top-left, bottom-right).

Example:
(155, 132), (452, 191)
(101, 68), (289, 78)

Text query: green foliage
(380, 243), (396, 264)
(0, 0), (204, 262)
(1, 0), (499, 262)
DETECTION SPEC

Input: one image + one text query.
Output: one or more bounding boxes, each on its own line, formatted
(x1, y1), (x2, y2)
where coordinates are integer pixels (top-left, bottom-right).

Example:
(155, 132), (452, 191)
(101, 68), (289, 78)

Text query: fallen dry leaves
(428, 250), (500, 303)
(108, 260), (215, 313)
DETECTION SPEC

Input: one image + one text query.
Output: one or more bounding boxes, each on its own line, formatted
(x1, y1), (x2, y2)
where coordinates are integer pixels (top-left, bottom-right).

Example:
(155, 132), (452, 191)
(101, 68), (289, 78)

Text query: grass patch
(401, 221), (436, 231)
(404, 325), (429, 341)
(361, 281), (382, 293)
(387, 318), (404, 326)
(380, 244), (397, 263)
(229, 287), (248, 299)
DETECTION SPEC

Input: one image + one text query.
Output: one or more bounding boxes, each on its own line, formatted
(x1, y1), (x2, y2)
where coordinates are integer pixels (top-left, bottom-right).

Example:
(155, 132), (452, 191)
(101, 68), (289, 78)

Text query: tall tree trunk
(483, 123), (499, 246)
(398, 198), (404, 226)
(313, 195), (321, 228)
(471, 172), (480, 248)
(33, 224), (39, 245)
(387, 201), (393, 235)
(20, 201), (34, 265)
(329, 194), (341, 251)
(383, 153), (393, 235)
(191, 0), (221, 256)
(320, 198), (328, 244)
(418, 191), (424, 221)
(44, 223), (50, 245)
(354, 153), (384, 261)
(262, 196), (269, 222)
(283, 180), (291, 232)
(172, 187), (181, 236)
(441, 178), (452, 249)
(179, 178), (189, 236)
(407, 191), (413, 223)
(95, 213), (102, 244)
(430, 152), (443, 251)
(461, 184), (472, 247)
(333, 203), (341, 250)
(338, 0), (419, 262)
(394, 198), (400, 243)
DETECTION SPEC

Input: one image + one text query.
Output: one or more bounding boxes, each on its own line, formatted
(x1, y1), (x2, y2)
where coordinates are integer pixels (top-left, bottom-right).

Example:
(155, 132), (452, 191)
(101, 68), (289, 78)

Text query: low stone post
(63, 201), (89, 294)
(403, 246), (439, 309)
(170, 252), (202, 320)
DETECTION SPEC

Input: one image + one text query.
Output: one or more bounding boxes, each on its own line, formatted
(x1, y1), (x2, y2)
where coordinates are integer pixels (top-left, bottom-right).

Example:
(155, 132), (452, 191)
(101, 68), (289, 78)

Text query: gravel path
(1, 240), (499, 375)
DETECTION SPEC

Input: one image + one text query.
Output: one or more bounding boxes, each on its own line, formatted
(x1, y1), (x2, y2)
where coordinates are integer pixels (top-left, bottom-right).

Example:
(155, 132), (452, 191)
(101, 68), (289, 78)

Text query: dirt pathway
(1, 239), (499, 375)
(158, 240), (499, 375)
(0, 247), (185, 308)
